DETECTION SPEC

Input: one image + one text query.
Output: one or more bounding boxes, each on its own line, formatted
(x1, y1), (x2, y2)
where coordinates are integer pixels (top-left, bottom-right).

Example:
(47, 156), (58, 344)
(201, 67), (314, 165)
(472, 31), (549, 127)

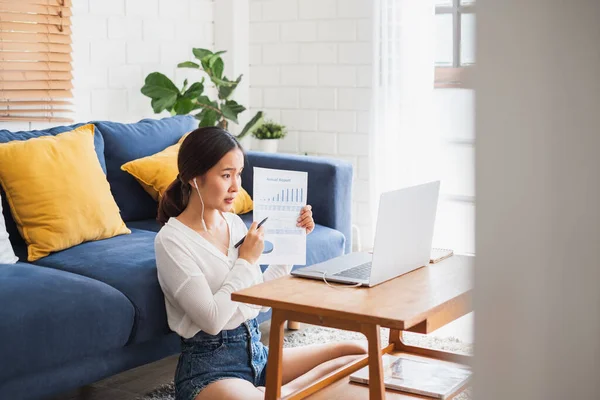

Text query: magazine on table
(349, 354), (472, 399)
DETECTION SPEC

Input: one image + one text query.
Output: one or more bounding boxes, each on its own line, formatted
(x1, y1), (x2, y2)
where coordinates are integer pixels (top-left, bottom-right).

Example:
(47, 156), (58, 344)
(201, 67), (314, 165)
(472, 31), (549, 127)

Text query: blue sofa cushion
(33, 228), (170, 344)
(94, 116), (197, 222)
(0, 262), (134, 384)
(0, 123), (107, 247)
(126, 218), (162, 232)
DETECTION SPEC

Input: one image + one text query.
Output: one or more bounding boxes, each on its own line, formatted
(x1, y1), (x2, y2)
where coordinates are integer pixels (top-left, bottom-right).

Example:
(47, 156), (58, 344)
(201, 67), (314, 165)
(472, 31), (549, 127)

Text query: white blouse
(154, 213), (292, 338)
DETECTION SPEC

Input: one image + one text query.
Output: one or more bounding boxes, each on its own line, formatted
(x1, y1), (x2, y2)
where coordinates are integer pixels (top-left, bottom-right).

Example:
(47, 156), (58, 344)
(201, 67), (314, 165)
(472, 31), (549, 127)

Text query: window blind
(0, 0), (73, 123)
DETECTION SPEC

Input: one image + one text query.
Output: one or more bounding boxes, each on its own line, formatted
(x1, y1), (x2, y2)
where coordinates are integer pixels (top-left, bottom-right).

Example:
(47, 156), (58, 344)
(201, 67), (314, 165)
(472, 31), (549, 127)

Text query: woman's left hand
(297, 205), (315, 235)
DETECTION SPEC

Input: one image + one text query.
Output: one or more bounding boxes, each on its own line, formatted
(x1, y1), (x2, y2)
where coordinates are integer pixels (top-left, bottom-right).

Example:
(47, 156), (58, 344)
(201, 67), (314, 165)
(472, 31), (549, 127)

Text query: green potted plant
(140, 48), (263, 140)
(252, 120), (287, 153)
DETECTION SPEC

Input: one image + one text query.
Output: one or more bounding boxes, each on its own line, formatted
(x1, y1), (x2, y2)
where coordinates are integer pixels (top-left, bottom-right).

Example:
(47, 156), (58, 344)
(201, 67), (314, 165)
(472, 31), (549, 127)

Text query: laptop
(291, 181), (440, 287)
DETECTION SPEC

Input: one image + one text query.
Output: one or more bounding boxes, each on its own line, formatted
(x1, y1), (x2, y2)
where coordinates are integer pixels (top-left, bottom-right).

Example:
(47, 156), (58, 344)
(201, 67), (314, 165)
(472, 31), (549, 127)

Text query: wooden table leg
(390, 328), (471, 365)
(265, 309), (286, 400)
(389, 328), (401, 349)
(363, 324), (385, 400)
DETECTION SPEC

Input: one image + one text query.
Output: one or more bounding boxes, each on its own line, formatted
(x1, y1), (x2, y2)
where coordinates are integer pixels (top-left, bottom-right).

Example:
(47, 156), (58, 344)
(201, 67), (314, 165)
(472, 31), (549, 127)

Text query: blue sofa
(0, 116), (353, 400)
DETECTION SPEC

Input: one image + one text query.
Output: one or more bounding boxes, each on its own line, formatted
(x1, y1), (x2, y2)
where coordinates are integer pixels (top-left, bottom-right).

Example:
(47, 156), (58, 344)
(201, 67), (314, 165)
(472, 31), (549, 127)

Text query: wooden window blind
(0, 0), (73, 123)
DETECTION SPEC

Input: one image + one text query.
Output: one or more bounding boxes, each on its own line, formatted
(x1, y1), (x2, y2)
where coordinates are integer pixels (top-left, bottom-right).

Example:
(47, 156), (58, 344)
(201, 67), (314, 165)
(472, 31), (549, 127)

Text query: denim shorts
(174, 318), (269, 400)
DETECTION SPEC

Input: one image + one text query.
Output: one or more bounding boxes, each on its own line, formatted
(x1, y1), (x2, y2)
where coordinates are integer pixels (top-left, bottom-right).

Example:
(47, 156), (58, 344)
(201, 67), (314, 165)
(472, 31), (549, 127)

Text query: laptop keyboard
(333, 262), (372, 280)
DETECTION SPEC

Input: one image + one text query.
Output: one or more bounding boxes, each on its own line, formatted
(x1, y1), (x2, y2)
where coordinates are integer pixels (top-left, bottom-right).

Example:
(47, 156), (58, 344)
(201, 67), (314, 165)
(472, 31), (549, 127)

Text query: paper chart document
(253, 167), (308, 265)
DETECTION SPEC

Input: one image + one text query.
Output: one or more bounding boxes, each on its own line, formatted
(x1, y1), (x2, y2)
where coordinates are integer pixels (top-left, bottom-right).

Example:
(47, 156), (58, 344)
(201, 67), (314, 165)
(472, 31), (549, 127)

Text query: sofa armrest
(242, 151), (353, 254)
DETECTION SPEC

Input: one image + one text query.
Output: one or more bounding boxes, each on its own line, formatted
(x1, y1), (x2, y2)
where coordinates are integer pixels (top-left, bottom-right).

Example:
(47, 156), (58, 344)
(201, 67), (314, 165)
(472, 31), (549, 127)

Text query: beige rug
(139, 326), (473, 399)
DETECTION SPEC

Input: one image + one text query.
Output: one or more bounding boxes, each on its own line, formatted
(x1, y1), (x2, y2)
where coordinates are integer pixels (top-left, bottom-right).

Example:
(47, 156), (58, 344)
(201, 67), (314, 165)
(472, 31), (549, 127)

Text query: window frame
(434, 0), (475, 89)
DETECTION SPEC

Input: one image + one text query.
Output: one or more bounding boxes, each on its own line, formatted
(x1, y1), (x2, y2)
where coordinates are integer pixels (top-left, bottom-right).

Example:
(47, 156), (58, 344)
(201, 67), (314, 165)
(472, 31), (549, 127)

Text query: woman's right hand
(238, 221), (265, 265)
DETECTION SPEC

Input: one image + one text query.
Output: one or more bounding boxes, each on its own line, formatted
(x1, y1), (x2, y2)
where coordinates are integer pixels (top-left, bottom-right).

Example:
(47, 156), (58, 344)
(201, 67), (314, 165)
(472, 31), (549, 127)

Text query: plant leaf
(212, 57), (224, 79)
(210, 76), (226, 86)
(218, 74), (242, 100)
(173, 98), (195, 115)
(220, 105), (237, 123)
(208, 51), (226, 68)
(182, 81), (204, 100)
(197, 95), (219, 109)
(194, 49), (215, 71)
(221, 100), (246, 123)
(151, 95), (177, 113)
(195, 109), (219, 127)
(177, 61), (200, 69)
(237, 111), (264, 140)
(192, 48), (213, 61)
(227, 100), (246, 114)
(141, 72), (179, 99)
(181, 79), (188, 93)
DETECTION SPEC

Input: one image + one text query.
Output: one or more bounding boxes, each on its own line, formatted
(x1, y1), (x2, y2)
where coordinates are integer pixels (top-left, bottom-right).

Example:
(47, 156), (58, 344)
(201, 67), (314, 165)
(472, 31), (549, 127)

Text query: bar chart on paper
(255, 186), (305, 234)
(256, 187), (305, 213)
(263, 187), (304, 203)
(253, 167), (308, 265)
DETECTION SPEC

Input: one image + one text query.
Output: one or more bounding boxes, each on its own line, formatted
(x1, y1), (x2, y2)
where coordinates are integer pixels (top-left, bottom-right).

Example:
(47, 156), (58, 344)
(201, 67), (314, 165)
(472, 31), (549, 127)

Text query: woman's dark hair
(157, 126), (244, 226)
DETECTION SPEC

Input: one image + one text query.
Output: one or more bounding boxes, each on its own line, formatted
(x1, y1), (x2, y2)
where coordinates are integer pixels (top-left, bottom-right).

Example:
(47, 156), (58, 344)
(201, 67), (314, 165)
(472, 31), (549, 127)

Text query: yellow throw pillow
(0, 124), (130, 261)
(121, 137), (254, 215)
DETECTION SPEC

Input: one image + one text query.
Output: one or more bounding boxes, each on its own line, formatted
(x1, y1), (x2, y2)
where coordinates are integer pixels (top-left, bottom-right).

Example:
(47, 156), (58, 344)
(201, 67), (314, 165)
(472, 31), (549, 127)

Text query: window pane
(434, 89), (475, 142)
(460, 13), (476, 65)
(460, 0), (476, 5)
(439, 146), (475, 198)
(435, 14), (453, 67)
(434, 0), (452, 6)
(432, 199), (475, 255)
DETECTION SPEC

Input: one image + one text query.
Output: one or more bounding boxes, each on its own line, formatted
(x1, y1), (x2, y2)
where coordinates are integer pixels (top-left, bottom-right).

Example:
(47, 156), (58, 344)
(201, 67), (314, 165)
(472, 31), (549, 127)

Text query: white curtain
(368, 0), (439, 241)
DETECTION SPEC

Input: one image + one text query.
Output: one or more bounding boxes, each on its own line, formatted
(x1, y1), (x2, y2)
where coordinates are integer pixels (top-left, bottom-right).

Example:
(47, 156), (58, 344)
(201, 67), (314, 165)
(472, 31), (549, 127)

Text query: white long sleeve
(233, 218), (294, 312)
(154, 214), (292, 338)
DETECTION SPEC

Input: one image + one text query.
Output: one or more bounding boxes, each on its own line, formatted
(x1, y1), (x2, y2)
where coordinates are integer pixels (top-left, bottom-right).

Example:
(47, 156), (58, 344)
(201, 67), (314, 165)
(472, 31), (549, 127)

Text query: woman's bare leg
(280, 341), (368, 384)
(195, 342), (368, 399)
(198, 378), (301, 400)
(195, 378), (270, 400)
(280, 354), (364, 393)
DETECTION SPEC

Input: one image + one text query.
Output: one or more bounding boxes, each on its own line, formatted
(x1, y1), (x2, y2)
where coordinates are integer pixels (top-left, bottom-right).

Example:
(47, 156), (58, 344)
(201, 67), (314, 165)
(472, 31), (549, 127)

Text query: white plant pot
(256, 139), (279, 153)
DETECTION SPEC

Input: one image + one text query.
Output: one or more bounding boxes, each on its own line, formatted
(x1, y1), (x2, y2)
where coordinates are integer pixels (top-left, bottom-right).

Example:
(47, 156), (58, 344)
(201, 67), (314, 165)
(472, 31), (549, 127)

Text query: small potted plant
(252, 120), (287, 153)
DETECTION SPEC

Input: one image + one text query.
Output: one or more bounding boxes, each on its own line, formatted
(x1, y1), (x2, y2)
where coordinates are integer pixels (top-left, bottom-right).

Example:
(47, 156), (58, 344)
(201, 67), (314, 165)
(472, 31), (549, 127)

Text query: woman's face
(197, 148), (244, 212)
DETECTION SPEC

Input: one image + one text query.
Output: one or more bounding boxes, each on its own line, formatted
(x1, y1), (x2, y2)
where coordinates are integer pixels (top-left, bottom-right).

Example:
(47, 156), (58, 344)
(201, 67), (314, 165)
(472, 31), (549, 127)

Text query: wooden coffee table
(231, 255), (474, 400)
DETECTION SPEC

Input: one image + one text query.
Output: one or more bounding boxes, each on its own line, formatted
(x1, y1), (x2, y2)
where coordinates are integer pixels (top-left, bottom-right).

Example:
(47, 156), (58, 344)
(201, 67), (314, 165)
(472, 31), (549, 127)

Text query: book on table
(430, 248), (454, 264)
(349, 354), (472, 399)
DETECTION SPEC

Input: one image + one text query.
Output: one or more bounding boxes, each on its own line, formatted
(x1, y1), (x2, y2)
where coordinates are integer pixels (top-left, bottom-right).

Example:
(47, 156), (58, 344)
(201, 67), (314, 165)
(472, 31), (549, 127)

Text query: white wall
(70, 0), (214, 124)
(248, 0), (373, 249)
(475, 0), (600, 398)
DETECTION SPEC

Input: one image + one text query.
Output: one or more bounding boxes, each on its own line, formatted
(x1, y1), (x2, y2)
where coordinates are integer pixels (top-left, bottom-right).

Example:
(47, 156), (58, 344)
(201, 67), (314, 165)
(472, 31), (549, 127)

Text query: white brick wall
(249, 0), (373, 250)
(71, 0), (215, 123)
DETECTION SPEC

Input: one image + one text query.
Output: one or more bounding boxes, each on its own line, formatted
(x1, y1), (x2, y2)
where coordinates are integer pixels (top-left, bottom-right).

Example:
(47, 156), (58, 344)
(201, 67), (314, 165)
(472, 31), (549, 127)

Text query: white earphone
(193, 178), (208, 232)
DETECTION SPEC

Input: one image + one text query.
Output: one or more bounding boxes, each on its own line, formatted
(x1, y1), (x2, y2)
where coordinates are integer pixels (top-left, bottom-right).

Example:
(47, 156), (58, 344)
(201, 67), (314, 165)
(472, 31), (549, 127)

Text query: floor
(50, 313), (474, 400)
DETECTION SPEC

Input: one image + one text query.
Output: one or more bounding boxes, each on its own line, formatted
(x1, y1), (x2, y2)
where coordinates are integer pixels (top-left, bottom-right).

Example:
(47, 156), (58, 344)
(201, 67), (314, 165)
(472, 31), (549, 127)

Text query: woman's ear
(189, 176), (204, 189)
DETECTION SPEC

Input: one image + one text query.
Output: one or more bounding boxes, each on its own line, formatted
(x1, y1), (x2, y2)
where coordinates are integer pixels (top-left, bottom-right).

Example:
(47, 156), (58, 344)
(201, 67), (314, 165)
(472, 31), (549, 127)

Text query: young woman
(154, 127), (366, 400)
